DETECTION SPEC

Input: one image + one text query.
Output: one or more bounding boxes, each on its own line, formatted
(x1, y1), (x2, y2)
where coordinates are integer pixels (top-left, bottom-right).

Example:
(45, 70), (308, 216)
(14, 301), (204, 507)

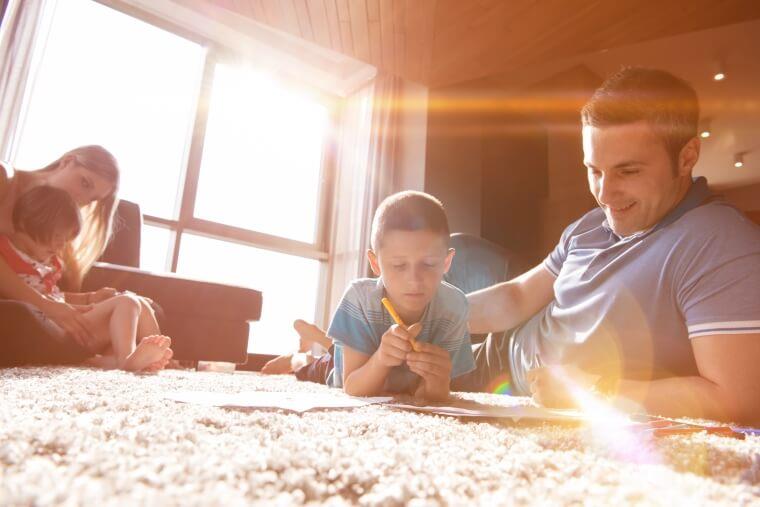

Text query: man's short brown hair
(581, 67), (699, 166)
(371, 191), (450, 250)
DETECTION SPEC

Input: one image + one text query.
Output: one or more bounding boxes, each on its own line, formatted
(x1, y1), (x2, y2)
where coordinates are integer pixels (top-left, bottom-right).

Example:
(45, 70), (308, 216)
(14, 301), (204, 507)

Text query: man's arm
(616, 333), (760, 424)
(467, 263), (555, 334)
(530, 332), (760, 425)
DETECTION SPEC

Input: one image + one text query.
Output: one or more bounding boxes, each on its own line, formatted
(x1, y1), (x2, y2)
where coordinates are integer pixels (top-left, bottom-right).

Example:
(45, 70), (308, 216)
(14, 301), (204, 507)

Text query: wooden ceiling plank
(379, 0), (396, 73)
(366, 0), (380, 21)
(336, 0), (355, 56)
(306, 0), (333, 48)
(348, 0), (372, 62)
(249, 0), (268, 22)
(405, 0), (425, 83)
(323, 0), (344, 52)
(392, 0), (405, 75)
(260, 0), (284, 29)
(293, 0), (316, 41)
(278, 0), (303, 37)
(368, 20), (383, 69)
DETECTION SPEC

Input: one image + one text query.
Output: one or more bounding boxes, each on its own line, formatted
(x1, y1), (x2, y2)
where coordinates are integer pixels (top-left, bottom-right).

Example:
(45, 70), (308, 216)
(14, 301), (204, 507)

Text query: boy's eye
(622, 170), (639, 176)
(392, 264), (407, 270)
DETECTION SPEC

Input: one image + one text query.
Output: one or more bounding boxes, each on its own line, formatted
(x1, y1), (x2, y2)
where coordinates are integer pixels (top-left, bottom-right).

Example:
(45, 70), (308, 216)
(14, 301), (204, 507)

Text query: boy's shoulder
(429, 280), (468, 320)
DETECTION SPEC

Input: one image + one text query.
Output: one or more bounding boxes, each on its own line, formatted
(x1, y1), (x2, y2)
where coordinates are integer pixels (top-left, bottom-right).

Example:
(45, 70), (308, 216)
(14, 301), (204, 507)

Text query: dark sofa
(1, 200), (262, 366)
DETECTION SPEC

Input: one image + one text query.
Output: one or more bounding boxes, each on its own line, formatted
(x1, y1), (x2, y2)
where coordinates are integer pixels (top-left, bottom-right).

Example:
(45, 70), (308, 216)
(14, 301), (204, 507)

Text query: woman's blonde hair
(16, 145), (120, 290)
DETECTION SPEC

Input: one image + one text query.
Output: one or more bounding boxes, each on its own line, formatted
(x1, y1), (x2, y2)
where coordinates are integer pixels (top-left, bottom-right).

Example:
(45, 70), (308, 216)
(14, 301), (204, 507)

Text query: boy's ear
(367, 249), (381, 276)
(443, 248), (455, 274)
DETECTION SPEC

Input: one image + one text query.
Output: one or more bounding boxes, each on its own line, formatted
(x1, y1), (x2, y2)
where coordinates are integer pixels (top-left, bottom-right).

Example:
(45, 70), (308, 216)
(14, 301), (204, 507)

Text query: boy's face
(13, 230), (71, 262)
(368, 229), (454, 321)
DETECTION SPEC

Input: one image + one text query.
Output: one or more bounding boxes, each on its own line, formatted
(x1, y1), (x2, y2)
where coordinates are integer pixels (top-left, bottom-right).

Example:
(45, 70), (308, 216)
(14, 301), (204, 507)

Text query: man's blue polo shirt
(510, 177), (760, 395)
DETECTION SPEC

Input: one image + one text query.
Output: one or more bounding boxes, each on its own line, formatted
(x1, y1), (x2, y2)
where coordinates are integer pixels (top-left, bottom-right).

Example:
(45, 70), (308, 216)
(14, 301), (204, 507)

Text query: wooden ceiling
(202, 0), (760, 88)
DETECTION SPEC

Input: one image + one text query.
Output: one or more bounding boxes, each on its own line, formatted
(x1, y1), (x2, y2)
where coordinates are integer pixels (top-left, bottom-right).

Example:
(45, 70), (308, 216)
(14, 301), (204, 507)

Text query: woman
(0, 145), (170, 368)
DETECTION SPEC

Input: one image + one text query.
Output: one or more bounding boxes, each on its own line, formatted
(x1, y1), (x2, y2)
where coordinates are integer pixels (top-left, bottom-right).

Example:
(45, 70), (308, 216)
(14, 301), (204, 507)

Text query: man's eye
(81, 177), (92, 188)
(392, 264), (406, 270)
(622, 170), (639, 176)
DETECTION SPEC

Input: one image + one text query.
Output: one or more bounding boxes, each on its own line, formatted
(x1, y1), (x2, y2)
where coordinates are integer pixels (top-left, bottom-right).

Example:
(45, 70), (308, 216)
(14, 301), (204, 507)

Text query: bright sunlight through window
(195, 64), (329, 244)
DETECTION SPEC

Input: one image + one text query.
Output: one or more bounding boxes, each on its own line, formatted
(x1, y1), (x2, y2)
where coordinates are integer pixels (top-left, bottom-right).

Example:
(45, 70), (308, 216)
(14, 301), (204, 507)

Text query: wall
(720, 183), (760, 212)
(393, 80), (428, 192)
(423, 66), (600, 265)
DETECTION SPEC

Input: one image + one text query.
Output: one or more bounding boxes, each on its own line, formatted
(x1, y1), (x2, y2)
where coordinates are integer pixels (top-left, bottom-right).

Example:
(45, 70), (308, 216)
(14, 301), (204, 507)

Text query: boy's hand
(376, 323), (421, 368)
(407, 342), (452, 401)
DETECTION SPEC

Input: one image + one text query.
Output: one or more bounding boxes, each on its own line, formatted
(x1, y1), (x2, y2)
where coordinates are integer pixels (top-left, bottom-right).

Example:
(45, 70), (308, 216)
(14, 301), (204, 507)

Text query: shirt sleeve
(447, 319), (475, 379)
(431, 296), (475, 379)
(327, 284), (378, 356)
(680, 251), (760, 338)
(544, 217), (580, 277)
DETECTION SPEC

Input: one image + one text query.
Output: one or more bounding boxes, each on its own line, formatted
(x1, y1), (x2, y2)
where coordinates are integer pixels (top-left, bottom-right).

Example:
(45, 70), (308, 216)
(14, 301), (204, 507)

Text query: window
(12, 0), (335, 355)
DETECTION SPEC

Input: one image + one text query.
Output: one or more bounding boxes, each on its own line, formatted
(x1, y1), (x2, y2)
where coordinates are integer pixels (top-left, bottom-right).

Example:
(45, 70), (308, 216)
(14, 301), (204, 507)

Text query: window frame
(88, 0), (338, 327)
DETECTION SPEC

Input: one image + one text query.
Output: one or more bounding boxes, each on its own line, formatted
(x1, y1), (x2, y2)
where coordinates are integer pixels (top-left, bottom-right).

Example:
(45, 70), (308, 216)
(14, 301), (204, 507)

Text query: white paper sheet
(165, 390), (392, 413)
(386, 400), (587, 422)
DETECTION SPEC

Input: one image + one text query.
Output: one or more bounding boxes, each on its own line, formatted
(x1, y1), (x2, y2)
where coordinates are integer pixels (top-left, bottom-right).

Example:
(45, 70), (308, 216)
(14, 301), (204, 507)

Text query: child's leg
(294, 320), (332, 351)
(135, 296), (160, 339)
(294, 347), (334, 385)
(81, 295), (169, 371)
(261, 320), (331, 374)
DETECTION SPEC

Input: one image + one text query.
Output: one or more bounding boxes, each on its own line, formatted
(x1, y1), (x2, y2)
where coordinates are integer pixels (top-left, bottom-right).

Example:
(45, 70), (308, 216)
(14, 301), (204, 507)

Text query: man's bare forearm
(616, 376), (753, 424)
(467, 282), (527, 334)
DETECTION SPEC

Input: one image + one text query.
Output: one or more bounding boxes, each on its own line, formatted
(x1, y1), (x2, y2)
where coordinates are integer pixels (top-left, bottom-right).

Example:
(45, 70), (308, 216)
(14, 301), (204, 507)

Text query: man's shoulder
(562, 207), (606, 239)
(672, 200), (760, 246)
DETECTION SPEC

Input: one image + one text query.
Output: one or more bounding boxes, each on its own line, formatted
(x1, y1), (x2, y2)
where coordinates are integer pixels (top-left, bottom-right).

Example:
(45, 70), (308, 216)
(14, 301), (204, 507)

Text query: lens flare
(487, 374), (513, 395)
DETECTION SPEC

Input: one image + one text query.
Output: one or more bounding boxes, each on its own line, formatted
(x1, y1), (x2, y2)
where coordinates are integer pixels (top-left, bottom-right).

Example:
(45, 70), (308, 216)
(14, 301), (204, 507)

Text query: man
(457, 67), (760, 424)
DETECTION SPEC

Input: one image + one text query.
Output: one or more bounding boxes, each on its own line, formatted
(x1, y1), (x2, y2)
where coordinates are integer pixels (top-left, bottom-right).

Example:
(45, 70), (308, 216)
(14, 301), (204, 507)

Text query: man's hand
(89, 287), (119, 304)
(407, 342), (452, 401)
(41, 299), (96, 349)
(526, 365), (600, 408)
(376, 323), (420, 368)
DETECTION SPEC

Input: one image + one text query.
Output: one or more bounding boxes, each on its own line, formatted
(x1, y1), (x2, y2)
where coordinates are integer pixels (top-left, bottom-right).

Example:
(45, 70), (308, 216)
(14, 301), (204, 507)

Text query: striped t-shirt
(327, 277), (475, 392)
(509, 177), (760, 395)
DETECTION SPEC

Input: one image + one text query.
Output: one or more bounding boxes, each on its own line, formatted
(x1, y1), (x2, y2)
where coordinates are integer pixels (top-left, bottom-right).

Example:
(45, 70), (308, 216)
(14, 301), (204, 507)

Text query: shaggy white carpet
(0, 367), (758, 506)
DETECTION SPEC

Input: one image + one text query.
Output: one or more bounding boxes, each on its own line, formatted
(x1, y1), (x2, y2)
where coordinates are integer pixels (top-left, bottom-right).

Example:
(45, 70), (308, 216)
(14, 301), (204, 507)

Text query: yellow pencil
(381, 297), (420, 351)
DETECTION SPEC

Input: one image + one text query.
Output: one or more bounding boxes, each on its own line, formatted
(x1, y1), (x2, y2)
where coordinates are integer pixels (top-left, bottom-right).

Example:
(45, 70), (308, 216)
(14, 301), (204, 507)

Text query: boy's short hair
(12, 186), (82, 246)
(371, 191), (450, 250)
(581, 67), (699, 167)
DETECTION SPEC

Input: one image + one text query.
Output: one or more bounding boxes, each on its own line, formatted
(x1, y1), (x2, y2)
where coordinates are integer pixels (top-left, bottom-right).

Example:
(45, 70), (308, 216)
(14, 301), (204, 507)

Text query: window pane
(140, 224), (172, 273)
(176, 233), (321, 355)
(13, 0), (204, 219)
(194, 64), (329, 243)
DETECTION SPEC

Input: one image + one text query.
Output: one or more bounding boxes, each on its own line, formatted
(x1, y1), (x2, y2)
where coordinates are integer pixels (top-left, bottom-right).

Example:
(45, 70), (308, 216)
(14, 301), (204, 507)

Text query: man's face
(368, 230), (454, 322)
(582, 121), (695, 237)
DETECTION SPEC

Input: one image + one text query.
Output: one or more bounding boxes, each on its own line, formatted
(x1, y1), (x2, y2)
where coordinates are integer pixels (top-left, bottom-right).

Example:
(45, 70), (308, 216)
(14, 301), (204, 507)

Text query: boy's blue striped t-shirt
(326, 277), (475, 392)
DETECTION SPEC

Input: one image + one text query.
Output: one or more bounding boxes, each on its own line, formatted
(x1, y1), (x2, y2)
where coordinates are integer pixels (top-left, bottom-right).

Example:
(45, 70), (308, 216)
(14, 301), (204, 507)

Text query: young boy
(264, 191), (474, 401)
(0, 186), (172, 372)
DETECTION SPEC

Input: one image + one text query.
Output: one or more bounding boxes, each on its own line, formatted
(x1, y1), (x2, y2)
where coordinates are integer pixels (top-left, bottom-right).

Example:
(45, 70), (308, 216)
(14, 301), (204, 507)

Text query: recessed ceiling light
(700, 131), (711, 138)
(699, 118), (711, 138)
(713, 72), (725, 81)
(734, 153), (744, 168)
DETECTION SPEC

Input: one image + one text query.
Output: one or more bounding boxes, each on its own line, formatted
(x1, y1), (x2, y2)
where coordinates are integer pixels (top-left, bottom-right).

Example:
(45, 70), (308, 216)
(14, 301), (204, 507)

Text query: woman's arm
(0, 258), (95, 345)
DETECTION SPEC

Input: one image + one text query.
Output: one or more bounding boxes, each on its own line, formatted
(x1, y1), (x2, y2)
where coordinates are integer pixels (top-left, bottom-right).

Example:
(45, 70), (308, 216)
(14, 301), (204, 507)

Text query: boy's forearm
(343, 353), (391, 397)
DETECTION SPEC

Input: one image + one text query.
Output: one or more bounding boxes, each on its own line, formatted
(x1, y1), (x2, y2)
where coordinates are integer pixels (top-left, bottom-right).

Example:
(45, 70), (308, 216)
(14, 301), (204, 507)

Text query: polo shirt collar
(602, 176), (712, 238)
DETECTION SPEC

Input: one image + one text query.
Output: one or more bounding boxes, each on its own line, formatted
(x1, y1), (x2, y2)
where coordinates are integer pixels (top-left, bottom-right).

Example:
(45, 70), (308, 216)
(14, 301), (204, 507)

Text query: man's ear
(367, 249), (381, 276)
(678, 136), (700, 176)
(443, 248), (455, 274)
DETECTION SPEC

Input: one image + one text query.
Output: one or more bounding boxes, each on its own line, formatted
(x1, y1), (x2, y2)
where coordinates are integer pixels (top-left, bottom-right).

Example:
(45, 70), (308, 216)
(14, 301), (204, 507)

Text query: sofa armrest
(82, 262), (262, 322)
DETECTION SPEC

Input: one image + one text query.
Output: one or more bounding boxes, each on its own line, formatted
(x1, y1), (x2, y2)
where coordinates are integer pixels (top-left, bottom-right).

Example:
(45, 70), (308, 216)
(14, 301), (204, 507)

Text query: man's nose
(597, 172), (619, 203)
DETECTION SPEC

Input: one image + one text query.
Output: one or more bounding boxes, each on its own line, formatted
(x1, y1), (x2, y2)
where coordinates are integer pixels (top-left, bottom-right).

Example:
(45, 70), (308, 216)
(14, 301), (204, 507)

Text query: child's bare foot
(143, 347), (174, 373)
(294, 319), (331, 351)
(261, 353), (294, 374)
(122, 335), (172, 372)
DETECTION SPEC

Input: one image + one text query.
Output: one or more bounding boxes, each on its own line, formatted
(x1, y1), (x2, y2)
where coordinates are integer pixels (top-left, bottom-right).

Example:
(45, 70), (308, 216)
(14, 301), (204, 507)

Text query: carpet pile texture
(1, 367), (758, 506)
